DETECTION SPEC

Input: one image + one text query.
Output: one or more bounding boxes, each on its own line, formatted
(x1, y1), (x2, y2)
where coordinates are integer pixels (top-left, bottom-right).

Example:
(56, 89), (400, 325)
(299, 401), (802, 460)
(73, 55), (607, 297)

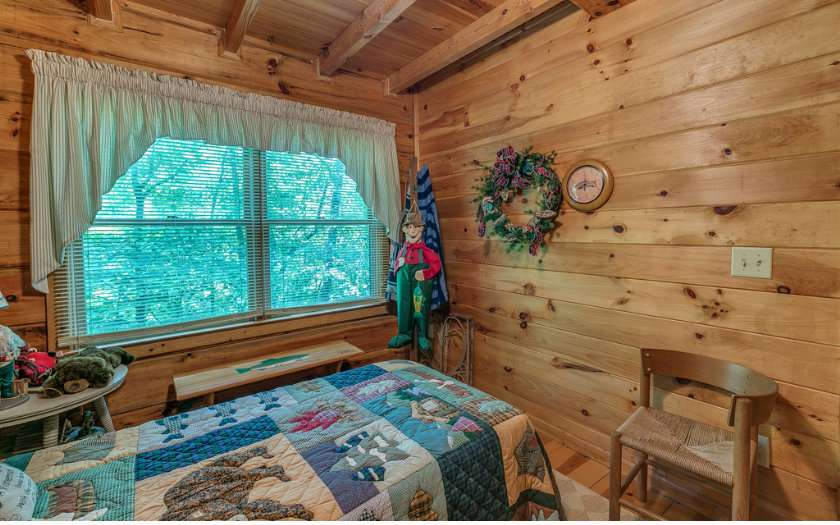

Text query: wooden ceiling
(99, 0), (634, 91)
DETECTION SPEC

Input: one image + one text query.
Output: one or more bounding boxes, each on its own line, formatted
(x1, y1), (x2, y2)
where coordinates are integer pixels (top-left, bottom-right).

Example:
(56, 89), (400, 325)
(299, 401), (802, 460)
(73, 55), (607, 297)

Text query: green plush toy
(42, 347), (134, 397)
(78, 347), (135, 369)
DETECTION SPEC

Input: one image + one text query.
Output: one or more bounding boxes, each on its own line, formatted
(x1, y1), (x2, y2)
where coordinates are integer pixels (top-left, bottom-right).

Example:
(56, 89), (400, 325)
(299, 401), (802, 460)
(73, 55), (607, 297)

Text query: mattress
(4, 360), (563, 520)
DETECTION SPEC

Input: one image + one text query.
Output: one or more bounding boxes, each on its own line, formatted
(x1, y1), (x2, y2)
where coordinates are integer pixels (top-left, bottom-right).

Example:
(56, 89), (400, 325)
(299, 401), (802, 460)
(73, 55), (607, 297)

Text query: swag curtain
(26, 49), (401, 293)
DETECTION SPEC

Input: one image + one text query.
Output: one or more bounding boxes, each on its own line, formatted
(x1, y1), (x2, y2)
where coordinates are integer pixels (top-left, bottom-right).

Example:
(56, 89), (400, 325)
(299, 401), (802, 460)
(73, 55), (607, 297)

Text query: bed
(4, 360), (564, 520)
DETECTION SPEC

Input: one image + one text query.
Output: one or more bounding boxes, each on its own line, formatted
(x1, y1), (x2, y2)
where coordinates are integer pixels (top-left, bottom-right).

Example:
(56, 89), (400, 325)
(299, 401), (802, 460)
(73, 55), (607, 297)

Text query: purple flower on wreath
(493, 173), (509, 187)
(497, 146), (515, 161)
(477, 221), (486, 237)
(536, 166), (547, 177)
(511, 174), (530, 190)
(495, 160), (513, 176)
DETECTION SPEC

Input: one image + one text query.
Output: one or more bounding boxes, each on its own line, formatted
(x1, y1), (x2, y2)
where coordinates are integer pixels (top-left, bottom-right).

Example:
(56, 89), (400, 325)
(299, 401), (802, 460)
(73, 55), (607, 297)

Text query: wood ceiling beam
(568, 0), (634, 18)
(411, 1), (578, 92)
(319, 0), (417, 76)
(86, 0), (114, 20)
(85, 0), (120, 26)
(221, 0), (262, 56)
(386, 0), (565, 94)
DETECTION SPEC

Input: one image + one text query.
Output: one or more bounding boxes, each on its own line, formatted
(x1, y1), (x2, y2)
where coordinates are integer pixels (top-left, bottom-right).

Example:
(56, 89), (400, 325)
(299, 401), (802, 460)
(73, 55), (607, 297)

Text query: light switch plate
(731, 247), (772, 278)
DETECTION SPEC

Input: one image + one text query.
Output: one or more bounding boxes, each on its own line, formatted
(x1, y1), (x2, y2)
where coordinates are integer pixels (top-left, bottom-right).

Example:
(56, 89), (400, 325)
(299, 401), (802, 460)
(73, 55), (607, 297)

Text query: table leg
(43, 414), (60, 448)
(93, 397), (115, 433)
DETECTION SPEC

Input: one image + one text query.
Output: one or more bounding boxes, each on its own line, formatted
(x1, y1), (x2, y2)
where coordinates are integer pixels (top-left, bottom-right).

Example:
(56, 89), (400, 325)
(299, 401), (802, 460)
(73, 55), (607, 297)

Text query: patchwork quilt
(5, 360), (563, 520)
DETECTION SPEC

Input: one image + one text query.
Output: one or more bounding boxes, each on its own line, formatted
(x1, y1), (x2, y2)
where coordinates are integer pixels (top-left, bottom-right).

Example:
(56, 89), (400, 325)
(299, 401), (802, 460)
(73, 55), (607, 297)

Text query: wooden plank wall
(417, 0), (840, 519)
(0, 0), (412, 425)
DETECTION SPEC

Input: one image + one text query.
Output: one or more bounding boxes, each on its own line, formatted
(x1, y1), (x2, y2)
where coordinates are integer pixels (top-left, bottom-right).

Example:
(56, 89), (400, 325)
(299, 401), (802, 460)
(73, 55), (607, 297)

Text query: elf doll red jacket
(395, 241), (441, 280)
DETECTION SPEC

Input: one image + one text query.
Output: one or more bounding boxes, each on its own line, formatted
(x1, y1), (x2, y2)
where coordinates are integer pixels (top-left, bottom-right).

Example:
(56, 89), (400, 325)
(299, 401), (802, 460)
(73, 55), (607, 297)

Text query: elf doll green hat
(400, 184), (425, 230)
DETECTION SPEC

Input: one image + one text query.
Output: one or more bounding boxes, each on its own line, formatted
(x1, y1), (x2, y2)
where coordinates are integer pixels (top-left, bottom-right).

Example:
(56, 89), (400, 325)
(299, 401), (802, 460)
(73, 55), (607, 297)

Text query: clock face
(567, 165), (606, 204)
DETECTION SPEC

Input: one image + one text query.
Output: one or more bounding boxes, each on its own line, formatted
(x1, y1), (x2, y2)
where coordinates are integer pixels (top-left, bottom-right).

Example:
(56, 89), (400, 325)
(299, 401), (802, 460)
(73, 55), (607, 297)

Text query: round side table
(0, 366), (127, 448)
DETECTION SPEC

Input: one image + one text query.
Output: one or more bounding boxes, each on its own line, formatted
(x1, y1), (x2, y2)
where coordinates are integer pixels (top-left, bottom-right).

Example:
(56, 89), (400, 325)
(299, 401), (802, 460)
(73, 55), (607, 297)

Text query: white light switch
(731, 247), (772, 278)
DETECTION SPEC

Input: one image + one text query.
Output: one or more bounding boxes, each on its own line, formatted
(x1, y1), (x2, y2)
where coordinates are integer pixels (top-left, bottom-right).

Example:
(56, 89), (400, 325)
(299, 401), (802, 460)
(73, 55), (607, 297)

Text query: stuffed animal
(42, 346), (134, 397)
(78, 347), (134, 369)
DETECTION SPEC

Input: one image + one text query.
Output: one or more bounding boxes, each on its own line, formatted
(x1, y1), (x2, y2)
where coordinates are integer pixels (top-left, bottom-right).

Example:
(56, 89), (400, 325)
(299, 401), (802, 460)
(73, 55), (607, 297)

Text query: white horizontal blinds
(54, 138), (262, 347)
(263, 152), (389, 311)
(53, 139), (387, 347)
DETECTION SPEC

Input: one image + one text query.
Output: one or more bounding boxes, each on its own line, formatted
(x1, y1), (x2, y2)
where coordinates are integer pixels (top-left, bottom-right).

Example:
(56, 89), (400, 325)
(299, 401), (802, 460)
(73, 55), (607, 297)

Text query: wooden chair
(608, 349), (778, 521)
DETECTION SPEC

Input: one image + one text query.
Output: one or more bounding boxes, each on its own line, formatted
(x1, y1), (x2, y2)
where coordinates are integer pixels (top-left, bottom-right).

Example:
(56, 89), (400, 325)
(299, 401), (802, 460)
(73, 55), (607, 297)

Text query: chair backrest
(640, 348), (778, 426)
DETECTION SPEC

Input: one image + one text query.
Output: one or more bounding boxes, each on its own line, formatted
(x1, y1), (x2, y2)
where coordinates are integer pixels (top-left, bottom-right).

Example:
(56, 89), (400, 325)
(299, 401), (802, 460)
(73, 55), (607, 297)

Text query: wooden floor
(541, 435), (715, 521)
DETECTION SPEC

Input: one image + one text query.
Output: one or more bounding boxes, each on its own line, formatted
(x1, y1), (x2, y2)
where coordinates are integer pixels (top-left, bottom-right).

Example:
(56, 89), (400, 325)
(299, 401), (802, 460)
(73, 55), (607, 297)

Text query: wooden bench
(172, 340), (364, 404)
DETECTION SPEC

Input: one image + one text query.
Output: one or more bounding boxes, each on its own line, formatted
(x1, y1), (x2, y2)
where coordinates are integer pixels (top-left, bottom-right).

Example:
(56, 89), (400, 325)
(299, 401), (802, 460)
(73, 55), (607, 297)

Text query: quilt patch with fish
(5, 360), (563, 520)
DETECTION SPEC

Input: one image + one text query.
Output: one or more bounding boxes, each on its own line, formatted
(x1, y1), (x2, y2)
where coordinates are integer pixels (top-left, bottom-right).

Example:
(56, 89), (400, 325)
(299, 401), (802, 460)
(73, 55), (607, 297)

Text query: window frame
(52, 142), (388, 349)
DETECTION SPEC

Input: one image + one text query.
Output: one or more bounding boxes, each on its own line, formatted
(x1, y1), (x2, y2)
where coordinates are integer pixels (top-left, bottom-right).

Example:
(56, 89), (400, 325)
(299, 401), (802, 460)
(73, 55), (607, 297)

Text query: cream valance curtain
(26, 49), (401, 293)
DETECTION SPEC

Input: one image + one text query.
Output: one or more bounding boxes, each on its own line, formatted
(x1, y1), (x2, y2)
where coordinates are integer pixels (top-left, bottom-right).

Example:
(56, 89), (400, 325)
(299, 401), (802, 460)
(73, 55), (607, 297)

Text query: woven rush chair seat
(618, 406), (735, 486)
(608, 349), (778, 520)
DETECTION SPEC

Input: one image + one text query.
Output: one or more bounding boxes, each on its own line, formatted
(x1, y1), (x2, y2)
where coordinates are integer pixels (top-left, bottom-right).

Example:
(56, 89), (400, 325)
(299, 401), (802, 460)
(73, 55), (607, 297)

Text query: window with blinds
(53, 138), (388, 347)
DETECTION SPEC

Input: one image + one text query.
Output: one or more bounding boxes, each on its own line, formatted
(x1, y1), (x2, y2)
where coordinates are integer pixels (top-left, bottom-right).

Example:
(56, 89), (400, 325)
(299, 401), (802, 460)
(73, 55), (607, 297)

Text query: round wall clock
(562, 160), (614, 212)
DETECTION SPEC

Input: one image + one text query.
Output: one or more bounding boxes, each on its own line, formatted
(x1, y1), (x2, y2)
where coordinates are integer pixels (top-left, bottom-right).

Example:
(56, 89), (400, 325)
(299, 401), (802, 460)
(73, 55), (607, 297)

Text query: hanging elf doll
(388, 194), (441, 355)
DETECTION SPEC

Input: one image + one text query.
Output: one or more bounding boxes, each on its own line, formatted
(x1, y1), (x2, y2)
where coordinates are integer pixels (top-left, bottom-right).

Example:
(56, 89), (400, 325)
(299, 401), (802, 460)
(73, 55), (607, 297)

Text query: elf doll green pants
(388, 262), (433, 354)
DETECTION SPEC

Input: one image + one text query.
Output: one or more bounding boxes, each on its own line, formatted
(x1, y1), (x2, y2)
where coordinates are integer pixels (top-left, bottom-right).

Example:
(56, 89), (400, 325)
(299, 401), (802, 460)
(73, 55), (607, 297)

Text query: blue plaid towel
(386, 165), (448, 310)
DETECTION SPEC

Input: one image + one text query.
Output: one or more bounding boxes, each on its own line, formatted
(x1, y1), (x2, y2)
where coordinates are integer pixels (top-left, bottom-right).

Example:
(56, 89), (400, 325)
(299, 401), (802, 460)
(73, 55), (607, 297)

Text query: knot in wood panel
(266, 57), (282, 75)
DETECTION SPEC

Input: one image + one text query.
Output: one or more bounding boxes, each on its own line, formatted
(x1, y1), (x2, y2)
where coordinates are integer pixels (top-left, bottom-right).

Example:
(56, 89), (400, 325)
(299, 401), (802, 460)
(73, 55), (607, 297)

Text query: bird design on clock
(562, 160), (614, 211)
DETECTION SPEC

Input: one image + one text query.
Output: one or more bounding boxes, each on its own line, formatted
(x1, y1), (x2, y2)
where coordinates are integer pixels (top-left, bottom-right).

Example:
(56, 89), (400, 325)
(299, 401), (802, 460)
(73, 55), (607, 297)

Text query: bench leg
(43, 414), (59, 448)
(205, 392), (215, 406)
(93, 396), (115, 433)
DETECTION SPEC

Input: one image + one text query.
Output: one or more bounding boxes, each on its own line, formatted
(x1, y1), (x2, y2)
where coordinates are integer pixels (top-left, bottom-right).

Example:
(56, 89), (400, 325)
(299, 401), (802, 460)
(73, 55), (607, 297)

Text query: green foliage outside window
(70, 138), (385, 339)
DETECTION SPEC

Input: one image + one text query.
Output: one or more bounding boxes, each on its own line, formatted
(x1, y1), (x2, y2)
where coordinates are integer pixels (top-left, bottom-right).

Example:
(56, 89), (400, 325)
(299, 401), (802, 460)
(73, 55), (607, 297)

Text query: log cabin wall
(417, 0), (839, 520)
(0, 0), (412, 427)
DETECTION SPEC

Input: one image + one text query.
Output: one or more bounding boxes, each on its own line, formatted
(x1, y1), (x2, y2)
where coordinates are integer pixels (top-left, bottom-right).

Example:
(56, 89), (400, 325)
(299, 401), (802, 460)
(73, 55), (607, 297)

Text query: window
(54, 138), (388, 347)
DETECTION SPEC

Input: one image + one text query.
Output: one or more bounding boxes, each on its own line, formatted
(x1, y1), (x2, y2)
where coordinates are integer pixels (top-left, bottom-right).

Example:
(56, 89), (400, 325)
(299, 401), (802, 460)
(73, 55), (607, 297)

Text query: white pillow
(0, 462), (36, 521)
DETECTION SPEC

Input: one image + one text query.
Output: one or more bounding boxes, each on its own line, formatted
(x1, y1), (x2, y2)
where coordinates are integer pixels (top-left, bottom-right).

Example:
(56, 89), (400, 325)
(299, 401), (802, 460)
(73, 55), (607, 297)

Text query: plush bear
(42, 347), (134, 397)
(78, 347), (134, 369)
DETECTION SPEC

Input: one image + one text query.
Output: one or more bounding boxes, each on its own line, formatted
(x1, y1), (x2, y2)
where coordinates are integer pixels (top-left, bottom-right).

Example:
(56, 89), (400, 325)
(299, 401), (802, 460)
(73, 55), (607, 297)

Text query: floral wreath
(475, 146), (562, 255)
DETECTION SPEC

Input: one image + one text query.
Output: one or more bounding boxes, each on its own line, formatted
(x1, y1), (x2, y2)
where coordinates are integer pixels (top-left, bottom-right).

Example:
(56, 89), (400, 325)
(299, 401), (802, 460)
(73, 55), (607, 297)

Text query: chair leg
(732, 400), (752, 520)
(637, 453), (648, 503)
(609, 431), (623, 520)
(749, 428), (759, 518)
